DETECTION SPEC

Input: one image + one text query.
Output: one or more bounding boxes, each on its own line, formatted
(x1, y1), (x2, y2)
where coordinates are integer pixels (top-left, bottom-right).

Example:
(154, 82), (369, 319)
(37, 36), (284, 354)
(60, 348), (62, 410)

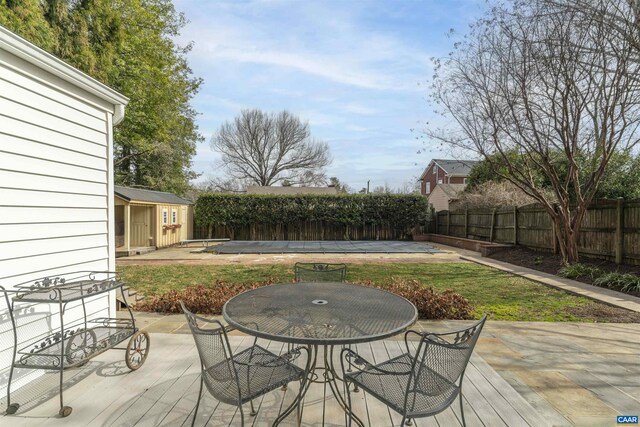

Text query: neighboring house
(419, 159), (479, 196)
(0, 26), (127, 394)
(428, 184), (466, 212)
(246, 185), (338, 195)
(115, 186), (193, 256)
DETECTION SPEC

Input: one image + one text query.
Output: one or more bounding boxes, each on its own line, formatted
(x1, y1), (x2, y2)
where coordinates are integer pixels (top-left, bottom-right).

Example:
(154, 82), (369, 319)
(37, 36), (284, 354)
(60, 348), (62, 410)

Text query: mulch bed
(489, 246), (640, 322)
(489, 246), (640, 281)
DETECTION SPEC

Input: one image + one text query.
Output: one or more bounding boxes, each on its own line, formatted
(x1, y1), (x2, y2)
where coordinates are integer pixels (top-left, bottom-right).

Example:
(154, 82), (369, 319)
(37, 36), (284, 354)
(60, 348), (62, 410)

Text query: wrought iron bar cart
(4, 271), (150, 417)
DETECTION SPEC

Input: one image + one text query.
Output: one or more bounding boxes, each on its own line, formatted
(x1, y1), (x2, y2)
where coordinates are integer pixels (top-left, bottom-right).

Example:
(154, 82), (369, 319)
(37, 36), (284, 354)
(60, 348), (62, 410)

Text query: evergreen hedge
(194, 193), (429, 233)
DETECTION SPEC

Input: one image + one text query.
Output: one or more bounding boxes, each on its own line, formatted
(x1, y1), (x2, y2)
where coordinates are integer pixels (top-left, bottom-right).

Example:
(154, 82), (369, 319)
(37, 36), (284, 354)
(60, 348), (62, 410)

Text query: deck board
(1, 333), (550, 426)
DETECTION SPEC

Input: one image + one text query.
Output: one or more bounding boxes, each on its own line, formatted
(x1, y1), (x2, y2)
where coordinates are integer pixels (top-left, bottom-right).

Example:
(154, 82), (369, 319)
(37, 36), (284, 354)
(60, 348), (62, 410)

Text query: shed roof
(115, 186), (192, 205)
(246, 186), (338, 195)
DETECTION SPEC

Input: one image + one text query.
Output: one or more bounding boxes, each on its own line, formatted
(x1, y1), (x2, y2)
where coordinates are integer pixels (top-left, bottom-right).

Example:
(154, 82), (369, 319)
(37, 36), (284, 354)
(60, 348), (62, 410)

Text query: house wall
(420, 162), (447, 196)
(0, 38), (121, 396)
(420, 162), (469, 196)
(427, 186), (452, 212)
(449, 176), (467, 185)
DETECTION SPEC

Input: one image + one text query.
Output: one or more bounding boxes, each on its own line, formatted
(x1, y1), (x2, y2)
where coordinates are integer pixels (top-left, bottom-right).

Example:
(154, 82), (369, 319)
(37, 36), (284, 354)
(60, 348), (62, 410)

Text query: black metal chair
(341, 315), (487, 426)
(294, 262), (347, 282)
(180, 301), (307, 426)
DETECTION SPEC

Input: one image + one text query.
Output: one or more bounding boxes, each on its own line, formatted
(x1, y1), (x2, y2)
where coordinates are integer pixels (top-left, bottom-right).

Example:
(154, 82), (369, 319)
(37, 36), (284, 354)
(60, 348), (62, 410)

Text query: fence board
(193, 221), (410, 241)
(427, 199), (640, 266)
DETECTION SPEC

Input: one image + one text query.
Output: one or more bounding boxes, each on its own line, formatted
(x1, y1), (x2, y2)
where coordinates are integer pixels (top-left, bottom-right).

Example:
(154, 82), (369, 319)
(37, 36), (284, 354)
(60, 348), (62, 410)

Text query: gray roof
(433, 159), (480, 175)
(436, 183), (466, 198)
(246, 186), (338, 195)
(114, 186), (192, 205)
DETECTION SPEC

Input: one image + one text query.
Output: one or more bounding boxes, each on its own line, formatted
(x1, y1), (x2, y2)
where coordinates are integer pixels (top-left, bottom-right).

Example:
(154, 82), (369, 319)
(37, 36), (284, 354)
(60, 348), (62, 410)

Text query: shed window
(432, 165), (437, 174)
(162, 208), (168, 225)
(172, 209), (178, 224)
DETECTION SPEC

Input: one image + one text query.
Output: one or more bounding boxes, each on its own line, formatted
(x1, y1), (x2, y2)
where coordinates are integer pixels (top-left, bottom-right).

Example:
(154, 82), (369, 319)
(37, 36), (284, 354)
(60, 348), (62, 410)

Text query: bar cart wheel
(59, 406), (72, 417)
(65, 329), (98, 366)
(126, 331), (150, 371)
(6, 403), (19, 414)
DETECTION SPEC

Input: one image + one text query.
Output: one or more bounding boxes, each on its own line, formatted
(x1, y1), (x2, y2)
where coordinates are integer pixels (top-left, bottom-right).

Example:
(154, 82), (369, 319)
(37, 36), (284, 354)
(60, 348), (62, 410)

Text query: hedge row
(194, 194), (430, 229)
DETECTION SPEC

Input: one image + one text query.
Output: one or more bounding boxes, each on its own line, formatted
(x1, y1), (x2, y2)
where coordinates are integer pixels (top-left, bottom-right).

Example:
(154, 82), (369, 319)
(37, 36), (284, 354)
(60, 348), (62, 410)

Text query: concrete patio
(2, 315), (638, 426)
(2, 332), (548, 427)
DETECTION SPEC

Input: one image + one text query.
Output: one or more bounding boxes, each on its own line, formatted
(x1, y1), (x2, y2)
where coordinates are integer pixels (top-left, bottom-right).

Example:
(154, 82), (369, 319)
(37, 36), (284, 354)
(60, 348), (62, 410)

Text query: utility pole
(367, 180), (370, 194)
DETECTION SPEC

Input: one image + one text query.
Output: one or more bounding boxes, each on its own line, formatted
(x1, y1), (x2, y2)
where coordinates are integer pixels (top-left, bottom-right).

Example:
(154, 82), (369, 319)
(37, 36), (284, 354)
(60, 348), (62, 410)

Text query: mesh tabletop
(223, 282), (418, 345)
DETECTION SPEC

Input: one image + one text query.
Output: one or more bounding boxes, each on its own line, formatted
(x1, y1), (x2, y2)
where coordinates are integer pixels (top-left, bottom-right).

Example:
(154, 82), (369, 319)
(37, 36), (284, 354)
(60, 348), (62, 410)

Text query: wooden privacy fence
(194, 221), (411, 241)
(429, 199), (640, 265)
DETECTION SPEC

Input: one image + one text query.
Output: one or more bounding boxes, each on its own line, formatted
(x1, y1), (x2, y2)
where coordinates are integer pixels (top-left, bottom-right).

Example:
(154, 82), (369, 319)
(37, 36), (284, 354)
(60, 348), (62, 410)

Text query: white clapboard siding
(0, 222), (107, 243)
(2, 133), (107, 170)
(0, 188), (107, 209)
(0, 116), (107, 157)
(0, 97), (106, 141)
(0, 79), (106, 131)
(0, 247), (110, 284)
(0, 66), (107, 120)
(1, 207), (108, 224)
(0, 170), (106, 195)
(1, 235), (108, 260)
(0, 151), (107, 183)
(0, 258), (111, 289)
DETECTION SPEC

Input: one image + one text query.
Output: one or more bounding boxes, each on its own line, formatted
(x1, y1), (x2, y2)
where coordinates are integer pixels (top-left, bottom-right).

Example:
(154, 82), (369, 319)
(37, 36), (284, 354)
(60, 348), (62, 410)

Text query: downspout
(113, 104), (126, 125)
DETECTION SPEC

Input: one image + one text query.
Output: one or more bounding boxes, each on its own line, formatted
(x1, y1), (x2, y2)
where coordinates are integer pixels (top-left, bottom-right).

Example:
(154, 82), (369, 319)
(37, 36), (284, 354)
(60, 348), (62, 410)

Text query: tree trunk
(551, 211), (581, 265)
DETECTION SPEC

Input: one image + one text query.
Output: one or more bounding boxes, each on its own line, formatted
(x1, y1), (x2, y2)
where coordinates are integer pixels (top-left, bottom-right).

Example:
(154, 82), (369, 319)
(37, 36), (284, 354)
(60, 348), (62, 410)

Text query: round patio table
(223, 282), (418, 426)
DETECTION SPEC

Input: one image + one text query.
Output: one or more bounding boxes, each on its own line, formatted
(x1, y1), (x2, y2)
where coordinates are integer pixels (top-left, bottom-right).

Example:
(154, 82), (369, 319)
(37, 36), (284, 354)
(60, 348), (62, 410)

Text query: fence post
(489, 209), (497, 242)
(447, 211), (451, 236)
(464, 209), (468, 239)
(513, 206), (518, 244)
(434, 211), (439, 234)
(615, 197), (624, 264)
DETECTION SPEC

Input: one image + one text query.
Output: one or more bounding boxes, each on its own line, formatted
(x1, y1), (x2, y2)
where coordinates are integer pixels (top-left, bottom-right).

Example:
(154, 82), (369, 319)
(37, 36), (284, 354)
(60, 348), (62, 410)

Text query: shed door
(131, 206), (152, 246)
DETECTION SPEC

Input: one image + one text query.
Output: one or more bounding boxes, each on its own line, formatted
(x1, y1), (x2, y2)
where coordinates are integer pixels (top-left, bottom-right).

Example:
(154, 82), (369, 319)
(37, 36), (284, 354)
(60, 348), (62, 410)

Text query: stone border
(461, 255), (640, 313)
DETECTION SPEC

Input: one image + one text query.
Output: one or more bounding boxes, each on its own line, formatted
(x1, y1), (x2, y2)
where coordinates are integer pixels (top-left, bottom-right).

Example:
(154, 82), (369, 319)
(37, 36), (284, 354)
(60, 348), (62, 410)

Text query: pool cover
(205, 240), (442, 254)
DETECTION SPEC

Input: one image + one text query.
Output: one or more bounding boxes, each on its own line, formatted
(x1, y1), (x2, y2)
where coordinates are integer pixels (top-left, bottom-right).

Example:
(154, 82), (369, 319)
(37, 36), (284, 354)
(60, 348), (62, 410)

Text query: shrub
(356, 279), (474, 320)
(593, 272), (640, 293)
(135, 280), (273, 314)
(194, 193), (429, 232)
(558, 263), (603, 280)
(136, 278), (474, 320)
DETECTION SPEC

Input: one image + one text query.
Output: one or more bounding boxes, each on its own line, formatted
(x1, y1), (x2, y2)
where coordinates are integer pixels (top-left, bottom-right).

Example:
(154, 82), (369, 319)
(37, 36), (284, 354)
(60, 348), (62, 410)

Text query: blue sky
(174, 0), (485, 191)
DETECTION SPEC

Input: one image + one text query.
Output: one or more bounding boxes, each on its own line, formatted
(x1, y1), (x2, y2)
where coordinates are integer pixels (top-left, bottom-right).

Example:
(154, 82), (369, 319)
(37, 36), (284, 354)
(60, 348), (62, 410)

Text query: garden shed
(0, 26), (127, 396)
(115, 186), (193, 256)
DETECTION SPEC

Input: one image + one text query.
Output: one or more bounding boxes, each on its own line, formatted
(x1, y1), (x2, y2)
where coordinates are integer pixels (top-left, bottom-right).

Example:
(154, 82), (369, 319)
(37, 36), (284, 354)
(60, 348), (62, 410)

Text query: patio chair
(341, 315), (487, 427)
(180, 301), (307, 426)
(294, 262), (347, 282)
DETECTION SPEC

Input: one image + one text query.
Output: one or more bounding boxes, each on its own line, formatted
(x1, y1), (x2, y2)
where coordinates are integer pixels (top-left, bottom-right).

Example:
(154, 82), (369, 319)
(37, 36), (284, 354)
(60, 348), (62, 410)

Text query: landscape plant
(194, 193), (429, 236)
(135, 278), (473, 320)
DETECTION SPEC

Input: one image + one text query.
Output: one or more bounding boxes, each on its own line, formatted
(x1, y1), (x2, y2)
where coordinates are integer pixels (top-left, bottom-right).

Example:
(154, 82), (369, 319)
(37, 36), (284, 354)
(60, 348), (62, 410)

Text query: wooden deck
(2, 333), (549, 426)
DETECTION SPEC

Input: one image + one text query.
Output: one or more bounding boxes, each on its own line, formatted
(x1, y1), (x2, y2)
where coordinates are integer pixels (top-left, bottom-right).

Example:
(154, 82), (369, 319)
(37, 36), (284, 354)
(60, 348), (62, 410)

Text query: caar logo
(618, 416), (639, 425)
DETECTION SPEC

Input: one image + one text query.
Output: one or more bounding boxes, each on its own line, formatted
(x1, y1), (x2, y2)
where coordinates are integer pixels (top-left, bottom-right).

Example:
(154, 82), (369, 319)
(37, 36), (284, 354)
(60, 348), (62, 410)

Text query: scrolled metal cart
(3, 271), (150, 418)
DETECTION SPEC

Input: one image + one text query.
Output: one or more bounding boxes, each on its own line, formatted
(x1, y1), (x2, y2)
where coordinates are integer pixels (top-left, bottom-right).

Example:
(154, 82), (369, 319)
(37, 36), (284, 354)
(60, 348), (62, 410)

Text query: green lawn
(119, 262), (620, 322)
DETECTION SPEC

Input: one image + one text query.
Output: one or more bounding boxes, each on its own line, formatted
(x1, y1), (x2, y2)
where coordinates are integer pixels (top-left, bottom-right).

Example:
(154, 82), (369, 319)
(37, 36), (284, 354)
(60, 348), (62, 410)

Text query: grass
(118, 262), (614, 322)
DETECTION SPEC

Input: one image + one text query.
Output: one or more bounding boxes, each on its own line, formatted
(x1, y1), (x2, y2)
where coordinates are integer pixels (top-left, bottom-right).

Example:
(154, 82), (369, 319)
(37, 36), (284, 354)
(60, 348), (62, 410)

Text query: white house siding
(0, 28), (127, 398)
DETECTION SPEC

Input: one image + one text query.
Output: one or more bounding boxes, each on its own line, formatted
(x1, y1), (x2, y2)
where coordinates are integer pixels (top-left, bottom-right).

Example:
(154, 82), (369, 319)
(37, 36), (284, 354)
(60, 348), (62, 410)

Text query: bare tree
(428, 0), (640, 263)
(211, 109), (332, 186)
